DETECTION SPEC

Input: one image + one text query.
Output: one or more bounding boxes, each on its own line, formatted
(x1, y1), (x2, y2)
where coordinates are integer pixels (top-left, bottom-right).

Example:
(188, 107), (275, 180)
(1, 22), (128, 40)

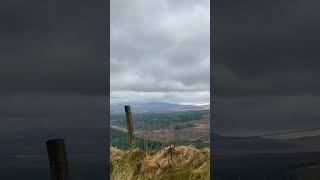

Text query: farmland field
(110, 110), (210, 149)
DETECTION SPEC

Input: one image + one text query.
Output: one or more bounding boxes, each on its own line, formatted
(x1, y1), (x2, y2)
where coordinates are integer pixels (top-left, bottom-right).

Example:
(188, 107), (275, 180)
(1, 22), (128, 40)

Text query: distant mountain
(287, 135), (320, 151)
(213, 134), (297, 151)
(110, 102), (206, 112)
(198, 104), (210, 110)
(213, 133), (320, 158)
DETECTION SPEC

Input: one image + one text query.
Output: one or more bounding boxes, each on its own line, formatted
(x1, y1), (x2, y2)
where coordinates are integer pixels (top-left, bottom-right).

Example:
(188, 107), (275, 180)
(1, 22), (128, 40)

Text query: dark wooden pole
(125, 105), (134, 147)
(46, 139), (70, 180)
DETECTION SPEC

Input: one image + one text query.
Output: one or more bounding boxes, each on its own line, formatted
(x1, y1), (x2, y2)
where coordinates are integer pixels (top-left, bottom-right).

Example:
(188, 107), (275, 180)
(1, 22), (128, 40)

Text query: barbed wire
(110, 109), (210, 152)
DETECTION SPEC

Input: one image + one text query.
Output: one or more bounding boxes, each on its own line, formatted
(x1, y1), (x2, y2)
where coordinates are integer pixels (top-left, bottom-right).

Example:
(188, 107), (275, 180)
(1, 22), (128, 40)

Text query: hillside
(287, 135), (320, 151)
(110, 145), (210, 180)
(213, 134), (320, 158)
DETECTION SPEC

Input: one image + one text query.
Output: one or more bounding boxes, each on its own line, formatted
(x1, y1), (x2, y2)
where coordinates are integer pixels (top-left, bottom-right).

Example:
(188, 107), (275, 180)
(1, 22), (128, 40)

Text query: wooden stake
(46, 139), (70, 180)
(125, 105), (134, 147)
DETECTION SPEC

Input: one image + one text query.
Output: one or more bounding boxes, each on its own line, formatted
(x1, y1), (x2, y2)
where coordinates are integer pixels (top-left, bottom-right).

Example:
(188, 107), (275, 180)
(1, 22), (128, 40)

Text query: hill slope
(110, 145), (210, 180)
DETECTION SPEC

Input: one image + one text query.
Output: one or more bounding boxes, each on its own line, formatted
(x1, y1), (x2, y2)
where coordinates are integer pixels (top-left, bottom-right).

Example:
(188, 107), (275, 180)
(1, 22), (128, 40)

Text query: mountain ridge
(111, 101), (209, 112)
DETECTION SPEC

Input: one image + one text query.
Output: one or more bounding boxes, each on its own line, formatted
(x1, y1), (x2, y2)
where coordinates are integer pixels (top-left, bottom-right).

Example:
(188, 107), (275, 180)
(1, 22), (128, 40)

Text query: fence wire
(110, 107), (210, 153)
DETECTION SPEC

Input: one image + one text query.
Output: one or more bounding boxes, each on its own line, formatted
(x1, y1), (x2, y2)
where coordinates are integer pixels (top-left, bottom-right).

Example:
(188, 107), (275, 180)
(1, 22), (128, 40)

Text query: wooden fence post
(125, 105), (134, 147)
(46, 139), (70, 180)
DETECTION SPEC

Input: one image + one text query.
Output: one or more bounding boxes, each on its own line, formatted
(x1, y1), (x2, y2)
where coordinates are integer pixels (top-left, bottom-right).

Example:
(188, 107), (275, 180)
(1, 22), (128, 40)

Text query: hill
(287, 135), (320, 151)
(213, 134), (320, 158)
(213, 135), (320, 179)
(110, 102), (206, 112)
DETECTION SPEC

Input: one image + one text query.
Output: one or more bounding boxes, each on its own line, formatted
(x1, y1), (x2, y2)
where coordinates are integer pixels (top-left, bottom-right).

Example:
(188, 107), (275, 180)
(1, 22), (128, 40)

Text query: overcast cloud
(110, 0), (210, 104)
(214, 0), (320, 136)
(0, 0), (107, 131)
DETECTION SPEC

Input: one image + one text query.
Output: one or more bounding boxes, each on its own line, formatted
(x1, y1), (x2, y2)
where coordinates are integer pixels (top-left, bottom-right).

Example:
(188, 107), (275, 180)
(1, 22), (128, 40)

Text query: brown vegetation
(110, 145), (210, 180)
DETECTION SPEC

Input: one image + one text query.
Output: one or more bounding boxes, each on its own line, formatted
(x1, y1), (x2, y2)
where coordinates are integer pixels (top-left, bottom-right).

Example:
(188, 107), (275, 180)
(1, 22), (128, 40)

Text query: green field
(111, 110), (209, 130)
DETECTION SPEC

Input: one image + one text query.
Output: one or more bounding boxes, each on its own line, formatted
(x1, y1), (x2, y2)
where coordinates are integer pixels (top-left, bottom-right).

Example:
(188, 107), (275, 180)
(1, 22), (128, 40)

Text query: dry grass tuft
(110, 145), (210, 180)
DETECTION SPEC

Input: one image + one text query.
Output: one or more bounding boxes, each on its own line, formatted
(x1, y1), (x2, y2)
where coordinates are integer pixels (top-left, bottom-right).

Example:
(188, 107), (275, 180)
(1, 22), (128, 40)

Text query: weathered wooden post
(125, 105), (134, 147)
(46, 139), (70, 180)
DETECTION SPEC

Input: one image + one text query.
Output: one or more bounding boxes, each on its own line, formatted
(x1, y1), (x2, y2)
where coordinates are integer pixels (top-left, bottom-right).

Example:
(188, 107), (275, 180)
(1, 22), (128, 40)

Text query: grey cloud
(215, 95), (320, 134)
(0, 93), (107, 132)
(214, 0), (320, 134)
(214, 0), (320, 95)
(0, 0), (107, 131)
(111, 0), (210, 103)
(0, 0), (107, 96)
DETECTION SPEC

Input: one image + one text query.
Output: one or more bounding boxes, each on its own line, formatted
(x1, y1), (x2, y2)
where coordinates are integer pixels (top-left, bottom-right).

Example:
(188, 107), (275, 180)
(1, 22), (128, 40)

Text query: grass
(110, 145), (210, 180)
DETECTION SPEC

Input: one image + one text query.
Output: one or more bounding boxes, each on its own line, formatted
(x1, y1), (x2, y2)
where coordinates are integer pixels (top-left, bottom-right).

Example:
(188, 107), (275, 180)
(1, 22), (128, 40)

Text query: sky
(110, 0), (210, 105)
(0, 0), (107, 131)
(214, 0), (320, 136)
(3, 0), (319, 138)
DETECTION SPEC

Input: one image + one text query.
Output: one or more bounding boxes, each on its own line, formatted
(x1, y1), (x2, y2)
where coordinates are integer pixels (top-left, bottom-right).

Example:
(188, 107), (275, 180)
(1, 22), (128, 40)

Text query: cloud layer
(214, 0), (320, 135)
(0, 0), (107, 131)
(111, 0), (210, 104)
